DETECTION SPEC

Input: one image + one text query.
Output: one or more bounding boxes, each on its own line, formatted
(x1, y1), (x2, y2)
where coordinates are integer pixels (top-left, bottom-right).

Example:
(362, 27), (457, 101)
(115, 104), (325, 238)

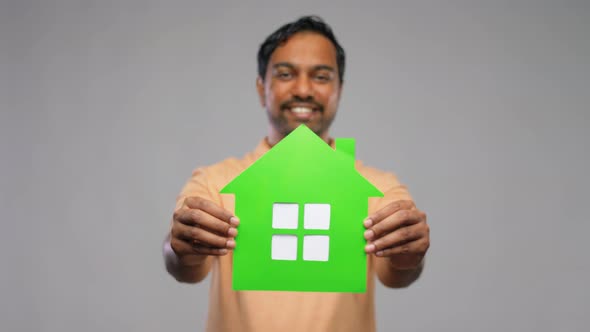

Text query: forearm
(163, 236), (212, 283)
(375, 257), (424, 288)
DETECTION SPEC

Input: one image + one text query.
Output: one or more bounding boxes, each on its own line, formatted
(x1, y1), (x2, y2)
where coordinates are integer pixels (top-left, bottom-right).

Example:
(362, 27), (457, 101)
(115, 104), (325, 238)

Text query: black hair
(257, 15), (346, 83)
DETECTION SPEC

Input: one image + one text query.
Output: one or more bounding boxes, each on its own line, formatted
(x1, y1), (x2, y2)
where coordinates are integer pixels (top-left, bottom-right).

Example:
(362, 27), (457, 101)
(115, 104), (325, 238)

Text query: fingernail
(228, 227), (238, 237)
(376, 251), (383, 257)
(226, 239), (236, 248)
(363, 218), (373, 228)
(220, 248), (228, 254)
(365, 244), (375, 253)
(364, 229), (374, 240)
(230, 217), (240, 226)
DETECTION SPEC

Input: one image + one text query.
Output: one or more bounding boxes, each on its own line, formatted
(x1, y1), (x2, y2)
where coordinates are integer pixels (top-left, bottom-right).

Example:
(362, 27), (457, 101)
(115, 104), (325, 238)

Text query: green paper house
(221, 125), (383, 293)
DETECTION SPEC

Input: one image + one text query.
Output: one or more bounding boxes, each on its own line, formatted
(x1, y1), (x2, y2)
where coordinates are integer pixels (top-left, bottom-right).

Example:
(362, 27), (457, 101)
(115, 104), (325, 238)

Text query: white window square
(304, 204), (330, 230)
(271, 235), (298, 260)
(272, 203), (299, 229)
(303, 235), (330, 261)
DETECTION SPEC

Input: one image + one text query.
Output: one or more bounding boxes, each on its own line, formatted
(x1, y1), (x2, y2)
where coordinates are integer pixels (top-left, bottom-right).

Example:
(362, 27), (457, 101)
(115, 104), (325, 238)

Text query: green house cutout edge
(220, 125), (383, 293)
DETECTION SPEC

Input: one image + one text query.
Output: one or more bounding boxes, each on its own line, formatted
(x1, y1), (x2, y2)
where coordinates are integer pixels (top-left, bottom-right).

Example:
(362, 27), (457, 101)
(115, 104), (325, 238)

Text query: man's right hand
(170, 196), (239, 267)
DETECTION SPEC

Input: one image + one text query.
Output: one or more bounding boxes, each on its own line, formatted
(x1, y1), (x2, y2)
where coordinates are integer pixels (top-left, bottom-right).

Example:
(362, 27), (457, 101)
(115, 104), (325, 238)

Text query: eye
(313, 72), (332, 83)
(276, 71), (293, 80)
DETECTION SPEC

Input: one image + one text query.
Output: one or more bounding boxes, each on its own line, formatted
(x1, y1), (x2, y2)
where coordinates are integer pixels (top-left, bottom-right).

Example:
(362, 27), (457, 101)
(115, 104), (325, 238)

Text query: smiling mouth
(291, 106), (314, 115)
(285, 106), (318, 121)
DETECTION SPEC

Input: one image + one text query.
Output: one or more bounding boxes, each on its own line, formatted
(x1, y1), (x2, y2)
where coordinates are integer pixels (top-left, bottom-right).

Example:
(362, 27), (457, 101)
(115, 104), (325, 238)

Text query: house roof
(221, 125), (382, 199)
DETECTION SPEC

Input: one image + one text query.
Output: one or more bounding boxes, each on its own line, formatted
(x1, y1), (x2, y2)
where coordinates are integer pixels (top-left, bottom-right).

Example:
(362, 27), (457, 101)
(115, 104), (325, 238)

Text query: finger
(174, 208), (237, 237)
(365, 209), (425, 241)
(171, 237), (230, 257)
(172, 222), (234, 249)
(170, 237), (196, 257)
(191, 244), (230, 256)
(193, 237), (236, 249)
(364, 200), (414, 228)
(184, 197), (239, 226)
(367, 222), (427, 253)
(374, 237), (430, 257)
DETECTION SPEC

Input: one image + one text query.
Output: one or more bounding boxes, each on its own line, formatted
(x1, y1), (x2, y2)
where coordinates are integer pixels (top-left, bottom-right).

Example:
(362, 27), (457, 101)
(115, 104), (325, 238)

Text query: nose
(292, 75), (313, 99)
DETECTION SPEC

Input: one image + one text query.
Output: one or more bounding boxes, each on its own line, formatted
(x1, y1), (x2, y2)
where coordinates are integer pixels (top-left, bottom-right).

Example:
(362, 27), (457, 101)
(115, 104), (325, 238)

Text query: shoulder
(191, 145), (263, 190)
(175, 155), (252, 208)
(192, 157), (247, 189)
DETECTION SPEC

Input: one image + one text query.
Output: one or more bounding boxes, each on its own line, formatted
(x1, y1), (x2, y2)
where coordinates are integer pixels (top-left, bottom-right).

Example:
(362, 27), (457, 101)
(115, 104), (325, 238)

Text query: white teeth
(291, 107), (312, 114)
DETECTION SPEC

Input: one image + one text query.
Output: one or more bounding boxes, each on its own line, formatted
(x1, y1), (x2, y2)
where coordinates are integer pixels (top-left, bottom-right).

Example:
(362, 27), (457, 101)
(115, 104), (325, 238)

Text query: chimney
(335, 138), (355, 167)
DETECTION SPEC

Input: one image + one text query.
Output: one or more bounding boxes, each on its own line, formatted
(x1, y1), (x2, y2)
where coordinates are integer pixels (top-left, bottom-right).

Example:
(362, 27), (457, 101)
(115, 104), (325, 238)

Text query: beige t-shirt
(174, 139), (412, 332)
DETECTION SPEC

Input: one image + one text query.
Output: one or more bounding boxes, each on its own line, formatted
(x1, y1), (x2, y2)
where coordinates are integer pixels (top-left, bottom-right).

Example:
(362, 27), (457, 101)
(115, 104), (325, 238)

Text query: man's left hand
(363, 200), (430, 270)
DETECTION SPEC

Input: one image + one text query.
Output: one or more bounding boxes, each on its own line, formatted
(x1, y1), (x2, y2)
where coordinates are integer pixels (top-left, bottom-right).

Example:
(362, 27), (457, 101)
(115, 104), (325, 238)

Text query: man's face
(257, 32), (342, 144)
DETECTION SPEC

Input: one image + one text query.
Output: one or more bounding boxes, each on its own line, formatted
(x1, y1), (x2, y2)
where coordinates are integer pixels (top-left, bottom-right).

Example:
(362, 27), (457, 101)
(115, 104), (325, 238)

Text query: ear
(336, 80), (344, 102)
(256, 76), (266, 107)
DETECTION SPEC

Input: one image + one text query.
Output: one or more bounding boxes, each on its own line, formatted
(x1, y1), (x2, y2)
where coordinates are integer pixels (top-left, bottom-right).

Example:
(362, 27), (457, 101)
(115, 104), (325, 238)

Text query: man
(163, 16), (429, 332)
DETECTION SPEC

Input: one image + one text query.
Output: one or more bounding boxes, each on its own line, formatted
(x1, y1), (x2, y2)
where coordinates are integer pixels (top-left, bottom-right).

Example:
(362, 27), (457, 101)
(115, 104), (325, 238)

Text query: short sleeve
(374, 173), (413, 211)
(363, 169), (413, 215)
(174, 167), (219, 212)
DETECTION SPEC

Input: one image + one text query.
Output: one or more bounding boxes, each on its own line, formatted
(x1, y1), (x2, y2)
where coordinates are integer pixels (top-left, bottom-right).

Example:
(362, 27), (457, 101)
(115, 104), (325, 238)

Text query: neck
(267, 127), (332, 147)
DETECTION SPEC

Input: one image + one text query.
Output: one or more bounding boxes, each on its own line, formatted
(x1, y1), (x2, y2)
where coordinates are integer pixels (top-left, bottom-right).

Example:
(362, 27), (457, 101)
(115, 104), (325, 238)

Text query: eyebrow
(273, 62), (296, 70)
(272, 62), (336, 72)
(313, 65), (336, 72)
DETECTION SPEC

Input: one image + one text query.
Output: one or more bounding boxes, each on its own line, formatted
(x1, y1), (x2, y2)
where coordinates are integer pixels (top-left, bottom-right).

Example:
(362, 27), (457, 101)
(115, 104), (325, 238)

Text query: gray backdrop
(1, 0), (589, 331)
